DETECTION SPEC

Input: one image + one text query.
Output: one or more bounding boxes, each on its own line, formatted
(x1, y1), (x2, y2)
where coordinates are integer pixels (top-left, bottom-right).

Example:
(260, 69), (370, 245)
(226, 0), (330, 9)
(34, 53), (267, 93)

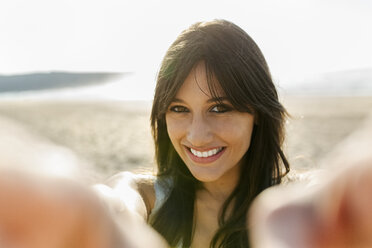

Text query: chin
(189, 170), (222, 183)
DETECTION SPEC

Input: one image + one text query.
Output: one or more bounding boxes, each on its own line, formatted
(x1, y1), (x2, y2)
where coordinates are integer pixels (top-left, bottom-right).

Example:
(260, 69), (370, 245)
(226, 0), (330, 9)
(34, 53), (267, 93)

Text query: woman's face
(165, 63), (255, 183)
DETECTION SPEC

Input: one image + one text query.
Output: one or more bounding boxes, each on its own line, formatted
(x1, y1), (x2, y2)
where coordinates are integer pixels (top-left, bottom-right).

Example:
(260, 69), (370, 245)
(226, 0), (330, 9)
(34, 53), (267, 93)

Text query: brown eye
(210, 104), (232, 113)
(170, 105), (189, 113)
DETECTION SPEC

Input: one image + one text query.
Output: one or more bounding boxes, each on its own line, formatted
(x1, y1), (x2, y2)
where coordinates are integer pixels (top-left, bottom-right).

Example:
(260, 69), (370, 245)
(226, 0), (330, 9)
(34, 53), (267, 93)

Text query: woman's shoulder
(132, 173), (174, 216)
(103, 171), (175, 219)
(135, 173), (157, 215)
(105, 171), (157, 215)
(105, 171), (157, 193)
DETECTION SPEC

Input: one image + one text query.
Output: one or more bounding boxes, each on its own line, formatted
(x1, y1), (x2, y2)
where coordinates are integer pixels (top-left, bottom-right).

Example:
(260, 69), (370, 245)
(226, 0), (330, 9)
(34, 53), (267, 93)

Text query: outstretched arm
(0, 169), (167, 248)
(249, 155), (372, 248)
(94, 171), (166, 247)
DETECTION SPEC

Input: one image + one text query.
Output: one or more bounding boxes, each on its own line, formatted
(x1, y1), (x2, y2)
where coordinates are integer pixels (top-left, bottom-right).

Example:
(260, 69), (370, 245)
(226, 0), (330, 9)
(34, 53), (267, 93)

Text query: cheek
(228, 128), (253, 149)
(240, 126), (254, 149)
(215, 118), (254, 148)
(165, 117), (185, 144)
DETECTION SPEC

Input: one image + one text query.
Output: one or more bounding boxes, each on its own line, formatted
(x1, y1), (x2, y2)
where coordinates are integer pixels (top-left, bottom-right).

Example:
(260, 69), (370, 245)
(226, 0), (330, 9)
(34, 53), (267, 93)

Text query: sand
(0, 96), (371, 183)
(282, 96), (372, 172)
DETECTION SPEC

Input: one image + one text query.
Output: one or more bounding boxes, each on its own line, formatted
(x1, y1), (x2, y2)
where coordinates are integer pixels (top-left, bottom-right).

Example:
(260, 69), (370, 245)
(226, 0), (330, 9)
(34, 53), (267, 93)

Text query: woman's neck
(200, 163), (241, 202)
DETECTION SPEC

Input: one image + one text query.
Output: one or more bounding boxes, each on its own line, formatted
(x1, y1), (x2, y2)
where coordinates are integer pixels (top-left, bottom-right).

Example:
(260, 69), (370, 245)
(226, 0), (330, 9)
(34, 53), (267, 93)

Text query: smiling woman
(148, 19), (289, 247)
(0, 19), (289, 248)
(165, 62), (255, 183)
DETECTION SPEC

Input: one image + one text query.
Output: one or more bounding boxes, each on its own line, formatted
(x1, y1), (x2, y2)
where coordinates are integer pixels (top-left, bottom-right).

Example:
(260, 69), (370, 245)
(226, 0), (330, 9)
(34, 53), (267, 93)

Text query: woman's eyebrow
(207, 97), (229, 103)
(170, 98), (185, 103)
(170, 97), (228, 104)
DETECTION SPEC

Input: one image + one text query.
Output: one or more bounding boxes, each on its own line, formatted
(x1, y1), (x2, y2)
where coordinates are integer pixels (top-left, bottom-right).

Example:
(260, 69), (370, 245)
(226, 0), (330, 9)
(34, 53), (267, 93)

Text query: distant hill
(0, 72), (127, 92)
(281, 68), (372, 95)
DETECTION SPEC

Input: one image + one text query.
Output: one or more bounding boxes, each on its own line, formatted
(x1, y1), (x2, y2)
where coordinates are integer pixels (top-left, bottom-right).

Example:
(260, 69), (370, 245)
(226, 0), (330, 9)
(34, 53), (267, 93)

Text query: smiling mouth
(188, 147), (225, 158)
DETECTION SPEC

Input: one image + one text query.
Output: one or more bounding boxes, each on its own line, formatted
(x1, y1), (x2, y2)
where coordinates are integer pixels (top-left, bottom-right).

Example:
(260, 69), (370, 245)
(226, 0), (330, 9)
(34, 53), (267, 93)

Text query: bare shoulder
(103, 171), (156, 218)
(135, 175), (156, 216)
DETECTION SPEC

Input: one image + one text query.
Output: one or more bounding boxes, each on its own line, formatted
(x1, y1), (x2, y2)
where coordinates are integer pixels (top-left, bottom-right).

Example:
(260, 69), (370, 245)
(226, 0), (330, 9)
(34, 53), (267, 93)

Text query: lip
(184, 146), (225, 164)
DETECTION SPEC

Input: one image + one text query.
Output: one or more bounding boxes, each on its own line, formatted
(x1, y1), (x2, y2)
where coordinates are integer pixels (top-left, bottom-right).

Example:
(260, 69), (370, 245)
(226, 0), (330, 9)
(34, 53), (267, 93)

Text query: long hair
(150, 19), (289, 247)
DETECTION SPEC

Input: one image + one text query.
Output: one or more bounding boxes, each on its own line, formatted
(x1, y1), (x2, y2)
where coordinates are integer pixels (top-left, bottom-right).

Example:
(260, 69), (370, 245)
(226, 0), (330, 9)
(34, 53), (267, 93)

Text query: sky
(0, 0), (371, 99)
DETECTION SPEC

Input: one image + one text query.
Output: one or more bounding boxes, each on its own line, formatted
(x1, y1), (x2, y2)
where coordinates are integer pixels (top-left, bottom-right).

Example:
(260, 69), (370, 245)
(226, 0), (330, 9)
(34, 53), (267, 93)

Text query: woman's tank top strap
(148, 176), (184, 247)
(148, 176), (173, 222)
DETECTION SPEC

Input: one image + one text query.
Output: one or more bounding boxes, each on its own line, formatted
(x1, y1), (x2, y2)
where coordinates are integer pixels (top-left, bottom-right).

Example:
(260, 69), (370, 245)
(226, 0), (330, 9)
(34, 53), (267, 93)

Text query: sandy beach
(0, 96), (371, 183)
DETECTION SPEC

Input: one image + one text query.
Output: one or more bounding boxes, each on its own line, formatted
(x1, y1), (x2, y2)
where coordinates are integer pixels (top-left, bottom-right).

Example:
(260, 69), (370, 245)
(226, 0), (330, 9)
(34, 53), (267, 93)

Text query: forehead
(175, 62), (225, 99)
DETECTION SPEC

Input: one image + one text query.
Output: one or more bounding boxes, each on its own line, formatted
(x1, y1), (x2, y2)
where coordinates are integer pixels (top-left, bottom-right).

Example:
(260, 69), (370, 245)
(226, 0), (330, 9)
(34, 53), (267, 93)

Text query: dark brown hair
(150, 19), (289, 247)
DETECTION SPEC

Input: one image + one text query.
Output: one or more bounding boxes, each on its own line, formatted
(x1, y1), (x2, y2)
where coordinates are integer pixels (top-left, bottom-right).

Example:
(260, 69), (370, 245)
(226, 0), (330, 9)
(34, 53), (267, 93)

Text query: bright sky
(0, 0), (371, 99)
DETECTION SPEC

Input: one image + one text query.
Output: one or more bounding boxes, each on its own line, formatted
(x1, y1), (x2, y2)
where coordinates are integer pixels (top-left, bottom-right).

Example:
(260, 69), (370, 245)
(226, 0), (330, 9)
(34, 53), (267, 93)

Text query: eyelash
(210, 104), (232, 113)
(169, 105), (189, 113)
(169, 104), (232, 113)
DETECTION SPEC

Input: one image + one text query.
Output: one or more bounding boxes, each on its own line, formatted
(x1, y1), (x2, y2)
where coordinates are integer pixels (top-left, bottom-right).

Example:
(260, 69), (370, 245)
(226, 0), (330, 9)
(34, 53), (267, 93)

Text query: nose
(186, 114), (213, 147)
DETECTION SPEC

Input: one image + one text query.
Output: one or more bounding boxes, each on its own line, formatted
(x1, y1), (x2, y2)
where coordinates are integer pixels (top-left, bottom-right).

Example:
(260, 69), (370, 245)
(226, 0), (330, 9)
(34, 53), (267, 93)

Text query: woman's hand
(0, 170), (167, 248)
(0, 170), (117, 248)
(249, 155), (372, 248)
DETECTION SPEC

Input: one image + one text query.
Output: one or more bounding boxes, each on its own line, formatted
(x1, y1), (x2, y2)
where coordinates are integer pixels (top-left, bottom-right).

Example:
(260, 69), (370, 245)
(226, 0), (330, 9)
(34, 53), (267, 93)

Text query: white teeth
(190, 148), (222, 158)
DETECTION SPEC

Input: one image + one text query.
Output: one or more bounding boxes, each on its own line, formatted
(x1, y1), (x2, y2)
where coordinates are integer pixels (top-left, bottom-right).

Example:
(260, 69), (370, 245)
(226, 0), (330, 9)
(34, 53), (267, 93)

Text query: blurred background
(0, 0), (371, 183)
